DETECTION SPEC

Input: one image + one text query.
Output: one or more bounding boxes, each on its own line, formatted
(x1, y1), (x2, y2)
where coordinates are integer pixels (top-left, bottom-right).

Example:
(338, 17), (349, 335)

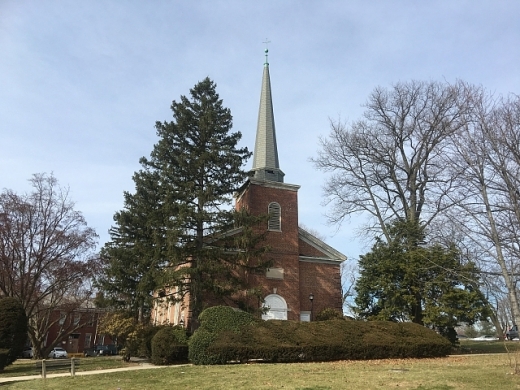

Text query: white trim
(298, 228), (347, 261)
(299, 256), (344, 265)
(249, 178), (300, 191)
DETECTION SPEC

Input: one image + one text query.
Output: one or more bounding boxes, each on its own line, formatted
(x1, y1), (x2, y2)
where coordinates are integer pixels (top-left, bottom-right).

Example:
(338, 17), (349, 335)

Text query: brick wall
(237, 180), (302, 319)
(236, 179), (343, 320)
(299, 261), (343, 317)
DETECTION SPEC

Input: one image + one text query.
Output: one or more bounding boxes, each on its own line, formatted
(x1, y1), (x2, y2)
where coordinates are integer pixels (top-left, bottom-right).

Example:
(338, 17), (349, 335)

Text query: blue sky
(1, 1), (519, 264)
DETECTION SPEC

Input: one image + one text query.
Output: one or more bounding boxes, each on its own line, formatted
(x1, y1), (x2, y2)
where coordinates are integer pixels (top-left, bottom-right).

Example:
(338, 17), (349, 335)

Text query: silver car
(48, 347), (68, 358)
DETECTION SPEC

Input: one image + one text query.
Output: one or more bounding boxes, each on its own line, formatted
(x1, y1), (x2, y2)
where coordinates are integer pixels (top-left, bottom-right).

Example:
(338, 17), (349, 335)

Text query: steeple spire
(250, 48), (285, 183)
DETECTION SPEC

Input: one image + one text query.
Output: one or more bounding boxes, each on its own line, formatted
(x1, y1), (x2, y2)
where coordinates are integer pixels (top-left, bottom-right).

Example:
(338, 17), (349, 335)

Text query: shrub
(198, 305), (255, 333)
(191, 316), (451, 365)
(151, 326), (188, 365)
(0, 349), (9, 371)
(316, 308), (344, 321)
(189, 306), (256, 365)
(135, 324), (165, 358)
(0, 297), (28, 371)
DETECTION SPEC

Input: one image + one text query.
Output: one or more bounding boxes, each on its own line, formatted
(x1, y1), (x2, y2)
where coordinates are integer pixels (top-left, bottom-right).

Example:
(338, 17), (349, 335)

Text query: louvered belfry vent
(268, 202), (281, 231)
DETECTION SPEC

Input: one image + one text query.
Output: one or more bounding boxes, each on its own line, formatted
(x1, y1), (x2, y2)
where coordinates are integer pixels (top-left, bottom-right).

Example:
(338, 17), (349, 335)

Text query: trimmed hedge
(316, 308), (344, 321)
(189, 306), (451, 365)
(151, 326), (188, 365)
(188, 306), (255, 365)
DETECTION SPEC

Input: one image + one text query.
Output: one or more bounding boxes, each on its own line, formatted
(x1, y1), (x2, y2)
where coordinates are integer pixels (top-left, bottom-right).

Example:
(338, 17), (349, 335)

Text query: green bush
(189, 306), (256, 365)
(190, 311), (452, 365)
(0, 297), (28, 371)
(0, 349), (9, 372)
(135, 324), (165, 358)
(151, 326), (188, 365)
(198, 306), (255, 333)
(316, 308), (344, 321)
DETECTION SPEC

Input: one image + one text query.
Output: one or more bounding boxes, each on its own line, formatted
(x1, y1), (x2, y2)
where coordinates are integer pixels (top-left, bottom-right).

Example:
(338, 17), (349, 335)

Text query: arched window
(268, 202), (281, 231)
(262, 294), (288, 320)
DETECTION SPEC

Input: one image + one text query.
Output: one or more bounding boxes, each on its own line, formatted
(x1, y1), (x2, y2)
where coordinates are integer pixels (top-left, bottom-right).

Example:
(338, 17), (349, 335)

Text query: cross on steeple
(263, 39), (271, 66)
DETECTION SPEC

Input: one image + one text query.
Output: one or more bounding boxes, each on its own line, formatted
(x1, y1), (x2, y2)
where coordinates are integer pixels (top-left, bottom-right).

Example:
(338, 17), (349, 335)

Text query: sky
(1, 1), (520, 265)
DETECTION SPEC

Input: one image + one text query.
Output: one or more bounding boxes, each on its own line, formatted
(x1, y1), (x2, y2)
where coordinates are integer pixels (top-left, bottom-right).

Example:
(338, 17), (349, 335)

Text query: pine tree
(97, 171), (167, 321)
(98, 78), (269, 329)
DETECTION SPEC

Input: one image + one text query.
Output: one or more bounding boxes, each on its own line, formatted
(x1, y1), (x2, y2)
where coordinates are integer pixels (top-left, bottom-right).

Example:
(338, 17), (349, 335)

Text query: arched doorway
(262, 294), (288, 320)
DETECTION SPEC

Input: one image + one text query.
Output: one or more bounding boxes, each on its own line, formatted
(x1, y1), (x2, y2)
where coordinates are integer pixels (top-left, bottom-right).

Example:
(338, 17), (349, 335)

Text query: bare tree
(0, 173), (98, 358)
(340, 260), (358, 317)
(312, 80), (472, 242)
(450, 93), (520, 326)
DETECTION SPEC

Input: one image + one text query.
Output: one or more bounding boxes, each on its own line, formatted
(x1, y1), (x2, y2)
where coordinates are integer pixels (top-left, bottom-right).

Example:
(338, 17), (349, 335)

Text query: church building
(235, 50), (345, 321)
(152, 51), (345, 327)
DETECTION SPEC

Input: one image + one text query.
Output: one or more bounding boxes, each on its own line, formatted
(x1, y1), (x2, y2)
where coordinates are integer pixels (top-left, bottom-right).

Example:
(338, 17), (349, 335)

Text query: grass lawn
(456, 339), (520, 355)
(2, 353), (520, 389)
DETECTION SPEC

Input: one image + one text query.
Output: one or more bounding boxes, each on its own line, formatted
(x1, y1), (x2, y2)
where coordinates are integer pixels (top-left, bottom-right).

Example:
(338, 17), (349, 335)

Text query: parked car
(471, 335), (499, 341)
(84, 344), (118, 357)
(21, 347), (34, 358)
(506, 325), (519, 340)
(48, 347), (68, 358)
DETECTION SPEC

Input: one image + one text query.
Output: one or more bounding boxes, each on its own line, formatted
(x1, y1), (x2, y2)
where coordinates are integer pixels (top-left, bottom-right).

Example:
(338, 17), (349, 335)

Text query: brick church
(152, 52), (345, 326)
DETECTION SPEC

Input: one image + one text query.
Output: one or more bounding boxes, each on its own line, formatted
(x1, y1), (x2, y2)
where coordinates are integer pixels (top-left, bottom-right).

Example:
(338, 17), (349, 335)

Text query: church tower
(236, 49), (301, 320)
(236, 49), (345, 321)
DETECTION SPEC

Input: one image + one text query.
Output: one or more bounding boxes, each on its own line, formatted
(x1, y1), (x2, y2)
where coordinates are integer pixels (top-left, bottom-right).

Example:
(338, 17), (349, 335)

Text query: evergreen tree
(0, 297), (28, 370)
(98, 78), (269, 329)
(354, 220), (489, 342)
(97, 172), (166, 321)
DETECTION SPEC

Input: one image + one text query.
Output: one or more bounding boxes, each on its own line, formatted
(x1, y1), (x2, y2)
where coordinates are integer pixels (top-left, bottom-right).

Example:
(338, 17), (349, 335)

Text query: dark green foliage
(96, 174), (168, 319)
(188, 306), (256, 364)
(188, 306), (451, 365)
(316, 308), (344, 321)
(151, 326), (188, 365)
(197, 306), (256, 333)
(98, 78), (270, 327)
(133, 325), (165, 359)
(189, 328), (219, 365)
(354, 220), (489, 343)
(437, 326), (458, 345)
(0, 349), (9, 371)
(0, 297), (28, 370)
(189, 311), (450, 364)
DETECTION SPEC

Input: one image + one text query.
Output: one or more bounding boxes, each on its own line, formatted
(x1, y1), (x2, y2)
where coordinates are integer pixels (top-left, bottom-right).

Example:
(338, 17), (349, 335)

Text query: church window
(262, 294), (288, 321)
(268, 202), (281, 231)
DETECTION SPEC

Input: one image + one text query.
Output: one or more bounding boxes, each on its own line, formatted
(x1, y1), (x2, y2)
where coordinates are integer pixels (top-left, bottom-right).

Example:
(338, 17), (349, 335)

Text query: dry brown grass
(3, 354), (520, 389)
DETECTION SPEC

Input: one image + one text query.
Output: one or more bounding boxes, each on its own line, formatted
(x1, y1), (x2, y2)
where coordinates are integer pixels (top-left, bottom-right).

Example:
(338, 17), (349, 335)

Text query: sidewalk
(0, 362), (180, 384)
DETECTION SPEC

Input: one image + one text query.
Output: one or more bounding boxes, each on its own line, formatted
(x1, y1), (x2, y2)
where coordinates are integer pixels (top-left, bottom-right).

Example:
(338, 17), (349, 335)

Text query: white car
(48, 347), (68, 358)
(21, 347), (34, 358)
(471, 335), (498, 341)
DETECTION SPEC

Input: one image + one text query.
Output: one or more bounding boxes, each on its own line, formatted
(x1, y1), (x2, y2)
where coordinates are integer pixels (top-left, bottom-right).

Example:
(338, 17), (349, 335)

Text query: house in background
(152, 51), (346, 327)
(43, 307), (113, 354)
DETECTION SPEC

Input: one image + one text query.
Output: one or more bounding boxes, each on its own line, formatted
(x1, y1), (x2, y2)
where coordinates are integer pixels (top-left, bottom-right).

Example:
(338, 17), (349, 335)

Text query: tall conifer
(99, 78), (269, 329)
